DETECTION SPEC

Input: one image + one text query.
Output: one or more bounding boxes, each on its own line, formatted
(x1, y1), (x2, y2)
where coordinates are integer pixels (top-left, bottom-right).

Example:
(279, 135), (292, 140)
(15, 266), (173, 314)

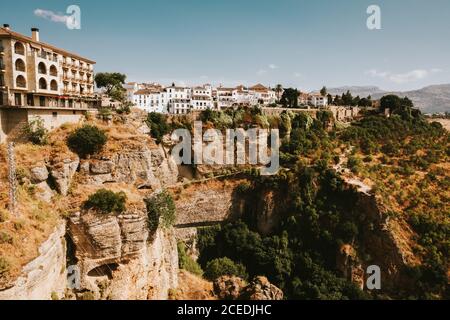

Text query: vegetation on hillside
(67, 125), (108, 158)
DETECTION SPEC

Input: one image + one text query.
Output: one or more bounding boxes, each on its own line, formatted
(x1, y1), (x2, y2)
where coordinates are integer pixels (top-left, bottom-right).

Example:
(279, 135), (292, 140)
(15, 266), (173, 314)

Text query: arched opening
(14, 42), (25, 55)
(39, 78), (47, 90)
(87, 263), (118, 280)
(49, 65), (58, 77)
(38, 62), (47, 75)
(16, 75), (26, 88)
(50, 80), (58, 91)
(15, 59), (26, 72)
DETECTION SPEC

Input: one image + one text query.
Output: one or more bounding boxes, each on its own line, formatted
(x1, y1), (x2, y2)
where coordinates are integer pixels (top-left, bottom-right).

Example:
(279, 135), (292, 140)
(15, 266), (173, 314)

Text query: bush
(146, 113), (170, 144)
(204, 257), (248, 281)
(22, 118), (48, 145)
(84, 189), (127, 214)
(0, 231), (13, 244)
(0, 256), (10, 276)
(145, 190), (176, 232)
(177, 242), (203, 276)
(67, 125), (107, 158)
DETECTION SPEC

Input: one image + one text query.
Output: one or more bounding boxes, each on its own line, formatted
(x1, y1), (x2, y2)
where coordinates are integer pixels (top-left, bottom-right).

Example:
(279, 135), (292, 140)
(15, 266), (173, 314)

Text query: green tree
(275, 84), (283, 102)
(280, 88), (299, 108)
(84, 189), (127, 214)
(22, 117), (48, 145)
(67, 125), (107, 158)
(146, 112), (170, 144)
(145, 190), (176, 232)
(320, 86), (327, 97)
(94, 72), (127, 96)
(204, 257), (248, 281)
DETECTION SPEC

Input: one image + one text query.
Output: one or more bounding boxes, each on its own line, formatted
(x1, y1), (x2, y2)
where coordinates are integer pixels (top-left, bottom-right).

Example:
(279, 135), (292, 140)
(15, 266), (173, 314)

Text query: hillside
(324, 84), (450, 114)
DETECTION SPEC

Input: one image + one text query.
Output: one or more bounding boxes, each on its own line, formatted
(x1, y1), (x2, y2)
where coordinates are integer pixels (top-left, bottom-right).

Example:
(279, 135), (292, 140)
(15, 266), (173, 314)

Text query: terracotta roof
(250, 83), (268, 91)
(0, 27), (96, 64)
(134, 89), (160, 95)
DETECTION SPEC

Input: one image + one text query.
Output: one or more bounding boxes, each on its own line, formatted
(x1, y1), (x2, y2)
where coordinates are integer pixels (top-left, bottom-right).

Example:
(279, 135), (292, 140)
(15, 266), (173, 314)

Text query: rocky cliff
(68, 205), (178, 300)
(0, 223), (67, 300)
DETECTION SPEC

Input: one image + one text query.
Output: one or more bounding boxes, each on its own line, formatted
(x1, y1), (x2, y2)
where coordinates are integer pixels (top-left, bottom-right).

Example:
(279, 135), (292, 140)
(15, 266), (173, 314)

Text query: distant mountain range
(321, 84), (450, 114)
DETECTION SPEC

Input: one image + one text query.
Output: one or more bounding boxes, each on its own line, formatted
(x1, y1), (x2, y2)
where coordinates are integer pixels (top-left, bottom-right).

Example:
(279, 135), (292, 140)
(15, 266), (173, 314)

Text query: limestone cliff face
(68, 207), (179, 300)
(0, 223), (67, 300)
(80, 144), (178, 190)
(345, 192), (417, 292)
(174, 179), (247, 227)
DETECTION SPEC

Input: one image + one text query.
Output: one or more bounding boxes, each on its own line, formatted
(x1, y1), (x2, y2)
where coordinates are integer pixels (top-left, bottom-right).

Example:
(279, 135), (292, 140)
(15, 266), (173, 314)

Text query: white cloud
(366, 68), (442, 84)
(257, 69), (267, 76)
(34, 9), (69, 24)
(268, 64), (278, 70)
(293, 72), (303, 78)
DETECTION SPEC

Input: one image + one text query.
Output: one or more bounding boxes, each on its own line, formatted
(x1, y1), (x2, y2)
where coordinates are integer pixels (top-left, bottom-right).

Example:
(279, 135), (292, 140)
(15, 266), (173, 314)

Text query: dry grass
(170, 270), (216, 300)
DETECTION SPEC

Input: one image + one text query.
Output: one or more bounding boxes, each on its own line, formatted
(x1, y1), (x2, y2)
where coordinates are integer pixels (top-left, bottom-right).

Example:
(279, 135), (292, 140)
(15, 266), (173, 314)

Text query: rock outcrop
(49, 157), (80, 196)
(68, 206), (179, 300)
(213, 276), (247, 300)
(0, 223), (67, 300)
(81, 145), (178, 190)
(240, 276), (284, 300)
(213, 276), (283, 300)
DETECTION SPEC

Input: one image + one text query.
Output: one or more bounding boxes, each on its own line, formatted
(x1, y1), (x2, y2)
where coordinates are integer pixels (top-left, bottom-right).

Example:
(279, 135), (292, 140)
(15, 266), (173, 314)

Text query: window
(52, 112), (58, 118)
(40, 96), (45, 107)
(14, 93), (22, 106)
(14, 42), (25, 55)
(50, 80), (58, 91)
(27, 94), (34, 106)
(38, 62), (47, 74)
(15, 59), (26, 72)
(39, 78), (47, 90)
(49, 65), (58, 76)
(16, 75), (26, 88)
(0, 74), (4, 86)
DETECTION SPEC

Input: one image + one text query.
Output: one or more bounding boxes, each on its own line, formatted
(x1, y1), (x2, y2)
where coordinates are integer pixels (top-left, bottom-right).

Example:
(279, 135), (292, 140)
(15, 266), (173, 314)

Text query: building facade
(0, 25), (99, 142)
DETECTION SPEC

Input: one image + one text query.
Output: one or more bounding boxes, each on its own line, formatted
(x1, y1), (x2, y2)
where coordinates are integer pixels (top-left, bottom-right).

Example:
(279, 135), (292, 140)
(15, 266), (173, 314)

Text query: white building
(309, 94), (328, 108)
(191, 84), (213, 111)
(133, 88), (167, 113)
(166, 85), (191, 114)
(232, 85), (258, 105)
(216, 87), (234, 109)
(249, 84), (276, 105)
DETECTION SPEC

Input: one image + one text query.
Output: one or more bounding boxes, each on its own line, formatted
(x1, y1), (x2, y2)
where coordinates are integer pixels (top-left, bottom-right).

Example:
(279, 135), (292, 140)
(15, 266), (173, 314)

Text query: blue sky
(1, 0), (449, 91)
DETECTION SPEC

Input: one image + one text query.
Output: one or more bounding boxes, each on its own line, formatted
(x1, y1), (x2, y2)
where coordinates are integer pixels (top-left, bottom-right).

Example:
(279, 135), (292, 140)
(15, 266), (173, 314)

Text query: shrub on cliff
(146, 112), (170, 144)
(177, 242), (203, 276)
(204, 257), (248, 281)
(145, 190), (176, 232)
(22, 118), (48, 145)
(84, 189), (127, 214)
(67, 125), (107, 158)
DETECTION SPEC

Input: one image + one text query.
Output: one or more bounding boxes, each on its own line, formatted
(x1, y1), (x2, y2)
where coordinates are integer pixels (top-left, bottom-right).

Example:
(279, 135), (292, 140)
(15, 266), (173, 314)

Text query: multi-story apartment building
(133, 88), (167, 113)
(232, 85), (258, 105)
(0, 25), (99, 142)
(308, 94), (328, 108)
(190, 84), (213, 111)
(216, 86), (234, 109)
(166, 85), (191, 114)
(249, 84), (276, 105)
